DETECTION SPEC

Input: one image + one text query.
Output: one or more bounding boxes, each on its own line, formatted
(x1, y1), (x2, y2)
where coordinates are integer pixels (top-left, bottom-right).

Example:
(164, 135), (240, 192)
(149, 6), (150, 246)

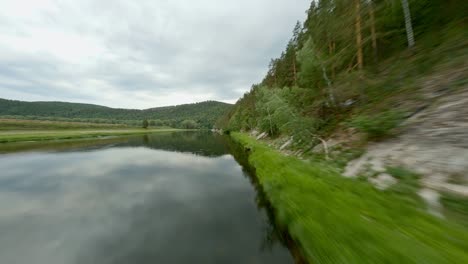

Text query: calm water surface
(0, 132), (294, 264)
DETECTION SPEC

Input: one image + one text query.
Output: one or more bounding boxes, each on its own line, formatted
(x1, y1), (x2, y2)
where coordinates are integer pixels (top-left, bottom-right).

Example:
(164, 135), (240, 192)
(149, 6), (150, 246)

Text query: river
(0, 131), (295, 264)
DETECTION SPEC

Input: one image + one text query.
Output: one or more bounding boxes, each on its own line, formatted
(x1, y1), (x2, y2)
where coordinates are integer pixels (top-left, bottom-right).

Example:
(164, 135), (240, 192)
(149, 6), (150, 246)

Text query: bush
(181, 119), (198, 129)
(142, 119), (149, 129)
(386, 166), (421, 200)
(349, 110), (404, 140)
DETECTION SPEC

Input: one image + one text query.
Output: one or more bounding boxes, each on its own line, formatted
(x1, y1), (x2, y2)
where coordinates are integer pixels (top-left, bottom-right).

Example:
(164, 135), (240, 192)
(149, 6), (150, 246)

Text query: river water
(0, 132), (295, 264)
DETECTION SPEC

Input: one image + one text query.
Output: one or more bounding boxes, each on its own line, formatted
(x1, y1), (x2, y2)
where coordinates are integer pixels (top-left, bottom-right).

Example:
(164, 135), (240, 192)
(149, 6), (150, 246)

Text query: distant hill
(0, 98), (232, 128)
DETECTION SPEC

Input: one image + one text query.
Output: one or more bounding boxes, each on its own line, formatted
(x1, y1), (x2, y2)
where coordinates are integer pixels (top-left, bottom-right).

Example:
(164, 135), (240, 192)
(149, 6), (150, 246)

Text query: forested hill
(219, 0), (466, 140)
(0, 98), (232, 128)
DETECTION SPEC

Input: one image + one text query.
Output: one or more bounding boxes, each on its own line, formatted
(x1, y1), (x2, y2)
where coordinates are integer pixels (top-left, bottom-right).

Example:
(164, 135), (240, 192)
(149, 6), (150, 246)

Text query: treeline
(0, 99), (232, 129)
(0, 115), (202, 128)
(219, 0), (466, 142)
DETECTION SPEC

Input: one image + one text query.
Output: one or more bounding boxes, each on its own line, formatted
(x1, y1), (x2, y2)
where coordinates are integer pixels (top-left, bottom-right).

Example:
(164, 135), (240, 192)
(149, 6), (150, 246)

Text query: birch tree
(401, 0), (415, 48)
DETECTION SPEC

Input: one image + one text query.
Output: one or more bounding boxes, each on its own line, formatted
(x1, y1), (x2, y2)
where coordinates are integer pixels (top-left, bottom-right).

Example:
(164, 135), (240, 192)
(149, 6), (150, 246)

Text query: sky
(0, 0), (310, 109)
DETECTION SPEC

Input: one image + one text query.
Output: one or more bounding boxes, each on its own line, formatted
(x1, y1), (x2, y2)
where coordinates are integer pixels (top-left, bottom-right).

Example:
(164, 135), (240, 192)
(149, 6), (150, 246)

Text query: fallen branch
(305, 131), (329, 160)
(313, 134), (330, 160)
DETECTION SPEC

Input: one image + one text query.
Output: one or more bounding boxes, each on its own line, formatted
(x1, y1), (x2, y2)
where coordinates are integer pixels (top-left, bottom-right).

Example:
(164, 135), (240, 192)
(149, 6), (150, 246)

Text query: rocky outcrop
(344, 88), (468, 196)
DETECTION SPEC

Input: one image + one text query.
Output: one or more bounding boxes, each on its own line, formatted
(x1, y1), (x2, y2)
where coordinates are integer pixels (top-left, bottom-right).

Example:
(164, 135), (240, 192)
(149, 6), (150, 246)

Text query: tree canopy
(219, 0), (466, 143)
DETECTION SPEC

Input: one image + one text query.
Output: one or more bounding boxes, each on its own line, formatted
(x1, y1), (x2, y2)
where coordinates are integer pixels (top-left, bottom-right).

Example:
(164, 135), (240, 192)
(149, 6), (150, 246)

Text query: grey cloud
(0, 54), (94, 101)
(0, 0), (310, 108)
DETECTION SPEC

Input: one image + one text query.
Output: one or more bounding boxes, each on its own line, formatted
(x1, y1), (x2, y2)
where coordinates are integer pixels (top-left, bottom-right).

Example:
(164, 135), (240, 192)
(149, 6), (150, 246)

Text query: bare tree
(401, 0), (415, 48)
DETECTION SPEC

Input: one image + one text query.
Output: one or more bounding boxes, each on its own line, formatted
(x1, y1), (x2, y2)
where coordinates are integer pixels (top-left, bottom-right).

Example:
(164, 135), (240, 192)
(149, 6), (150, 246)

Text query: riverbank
(0, 128), (186, 143)
(230, 132), (468, 263)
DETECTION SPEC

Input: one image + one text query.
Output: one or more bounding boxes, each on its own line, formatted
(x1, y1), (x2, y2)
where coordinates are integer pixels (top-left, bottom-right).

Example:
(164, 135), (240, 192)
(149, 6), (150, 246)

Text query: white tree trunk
(321, 65), (335, 105)
(401, 0), (415, 48)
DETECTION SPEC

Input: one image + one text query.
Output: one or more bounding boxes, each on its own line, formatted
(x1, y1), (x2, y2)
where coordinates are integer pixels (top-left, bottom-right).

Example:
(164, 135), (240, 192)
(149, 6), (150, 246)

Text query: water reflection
(0, 131), (229, 157)
(226, 139), (307, 264)
(0, 132), (294, 264)
(114, 131), (230, 157)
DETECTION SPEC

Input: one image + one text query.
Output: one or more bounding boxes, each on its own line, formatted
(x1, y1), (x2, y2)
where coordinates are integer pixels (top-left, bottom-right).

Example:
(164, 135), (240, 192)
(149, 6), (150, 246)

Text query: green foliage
(142, 119), (149, 129)
(231, 132), (468, 264)
(0, 119), (127, 130)
(297, 37), (327, 89)
(255, 87), (320, 143)
(385, 166), (421, 202)
(153, 119), (164, 126)
(441, 193), (468, 228)
(0, 99), (232, 129)
(219, 0), (466, 144)
(349, 110), (404, 139)
(256, 88), (288, 136)
(181, 119), (198, 129)
(222, 85), (321, 144)
(216, 3), (468, 261)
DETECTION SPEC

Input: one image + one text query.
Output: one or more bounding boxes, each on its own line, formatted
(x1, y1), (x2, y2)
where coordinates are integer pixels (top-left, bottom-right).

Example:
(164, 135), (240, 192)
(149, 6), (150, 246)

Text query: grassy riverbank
(0, 119), (188, 143)
(0, 129), (184, 143)
(231, 132), (468, 263)
(0, 118), (129, 130)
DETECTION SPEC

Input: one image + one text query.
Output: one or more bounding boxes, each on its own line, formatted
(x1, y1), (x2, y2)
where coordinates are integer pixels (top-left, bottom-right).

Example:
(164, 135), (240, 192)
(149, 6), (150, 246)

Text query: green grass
(348, 110), (405, 140)
(0, 119), (188, 143)
(441, 193), (468, 229)
(386, 166), (422, 201)
(231, 132), (468, 264)
(0, 128), (185, 143)
(0, 137), (131, 153)
(0, 119), (129, 130)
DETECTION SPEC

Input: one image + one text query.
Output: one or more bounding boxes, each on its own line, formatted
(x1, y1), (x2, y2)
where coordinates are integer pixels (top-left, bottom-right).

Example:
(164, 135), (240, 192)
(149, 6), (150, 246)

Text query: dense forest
(219, 0), (466, 144)
(0, 99), (232, 128)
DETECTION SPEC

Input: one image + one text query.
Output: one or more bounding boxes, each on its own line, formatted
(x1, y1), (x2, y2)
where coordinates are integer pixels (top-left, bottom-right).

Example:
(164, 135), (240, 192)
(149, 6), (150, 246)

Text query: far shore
(0, 128), (192, 143)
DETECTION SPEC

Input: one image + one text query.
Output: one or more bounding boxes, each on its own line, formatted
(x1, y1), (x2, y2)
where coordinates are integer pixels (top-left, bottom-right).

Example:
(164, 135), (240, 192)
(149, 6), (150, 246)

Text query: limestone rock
(280, 137), (293, 151)
(369, 173), (397, 190)
(256, 132), (267, 140)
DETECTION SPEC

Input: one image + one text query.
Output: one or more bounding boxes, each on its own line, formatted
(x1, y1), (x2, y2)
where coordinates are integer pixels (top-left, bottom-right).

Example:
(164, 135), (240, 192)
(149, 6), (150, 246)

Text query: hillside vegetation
(0, 99), (231, 129)
(231, 133), (468, 264)
(218, 0), (466, 144)
(219, 1), (468, 262)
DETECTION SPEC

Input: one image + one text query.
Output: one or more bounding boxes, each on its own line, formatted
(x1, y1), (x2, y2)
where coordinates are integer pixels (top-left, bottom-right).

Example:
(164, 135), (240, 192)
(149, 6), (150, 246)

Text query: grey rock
(256, 132), (267, 140)
(280, 137), (293, 151)
(369, 173), (398, 190)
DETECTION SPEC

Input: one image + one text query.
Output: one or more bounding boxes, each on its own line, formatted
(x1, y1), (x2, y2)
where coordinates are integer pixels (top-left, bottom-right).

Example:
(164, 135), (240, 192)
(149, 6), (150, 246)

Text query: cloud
(0, 0), (310, 108)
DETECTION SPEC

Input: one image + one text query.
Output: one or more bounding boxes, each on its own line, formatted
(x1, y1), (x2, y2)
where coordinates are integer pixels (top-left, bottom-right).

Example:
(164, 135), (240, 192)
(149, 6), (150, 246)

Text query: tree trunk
(266, 106), (274, 136)
(401, 0), (415, 48)
(321, 65), (335, 105)
(355, 0), (363, 70)
(369, 0), (378, 63)
(293, 55), (297, 86)
(329, 41), (336, 78)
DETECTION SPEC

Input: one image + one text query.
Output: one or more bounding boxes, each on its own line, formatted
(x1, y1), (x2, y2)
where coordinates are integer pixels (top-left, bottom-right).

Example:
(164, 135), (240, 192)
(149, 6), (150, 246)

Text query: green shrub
(386, 166), (421, 202)
(349, 110), (404, 140)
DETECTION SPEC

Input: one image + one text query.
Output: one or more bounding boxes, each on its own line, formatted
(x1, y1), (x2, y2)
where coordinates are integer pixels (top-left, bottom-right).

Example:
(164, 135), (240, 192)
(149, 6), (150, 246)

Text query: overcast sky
(0, 0), (310, 109)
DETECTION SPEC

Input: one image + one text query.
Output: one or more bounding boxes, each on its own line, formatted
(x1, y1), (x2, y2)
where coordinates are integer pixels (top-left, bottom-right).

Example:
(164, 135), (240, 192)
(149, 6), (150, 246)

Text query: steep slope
(218, 1), (468, 261)
(218, 0), (467, 180)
